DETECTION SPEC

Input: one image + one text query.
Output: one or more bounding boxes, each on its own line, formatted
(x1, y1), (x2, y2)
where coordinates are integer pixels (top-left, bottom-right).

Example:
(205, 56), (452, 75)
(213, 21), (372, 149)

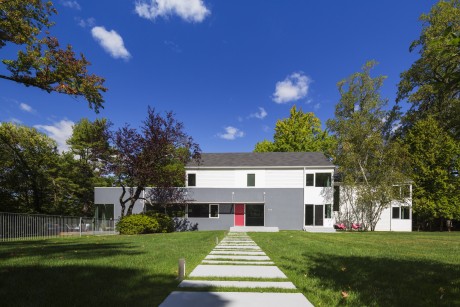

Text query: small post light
(178, 258), (186, 280)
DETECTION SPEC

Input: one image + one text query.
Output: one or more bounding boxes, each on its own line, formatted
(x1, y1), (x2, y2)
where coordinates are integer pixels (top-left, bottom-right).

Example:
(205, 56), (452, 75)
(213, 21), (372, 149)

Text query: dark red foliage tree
(109, 107), (201, 217)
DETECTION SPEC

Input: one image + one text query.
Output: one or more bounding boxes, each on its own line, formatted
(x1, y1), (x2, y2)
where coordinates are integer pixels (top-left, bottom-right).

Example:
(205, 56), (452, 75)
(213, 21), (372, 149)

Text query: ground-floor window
(325, 204), (332, 219)
(392, 206), (410, 219)
(187, 204), (220, 218)
(305, 204), (324, 226)
(210, 204), (219, 218)
(245, 204), (264, 226)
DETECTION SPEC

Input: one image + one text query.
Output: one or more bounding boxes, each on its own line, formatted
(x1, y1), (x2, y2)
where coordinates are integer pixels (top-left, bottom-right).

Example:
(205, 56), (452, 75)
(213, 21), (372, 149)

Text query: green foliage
(0, 122), (59, 213)
(405, 116), (460, 221)
(397, 0), (460, 138)
(116, 214), (159, 235)
(0, 0), (106, 112)
(327, 61), (409, 231)
(144, 212), (174, 233)
(254, 105), (336, 158)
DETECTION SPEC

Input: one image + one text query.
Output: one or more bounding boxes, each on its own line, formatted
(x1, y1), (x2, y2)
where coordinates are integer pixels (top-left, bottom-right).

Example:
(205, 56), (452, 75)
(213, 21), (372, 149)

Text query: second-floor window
(306, 174), (314, 186)
(315, 173), (331, 187)
(187, 173), (196, 187)
(247, 174), (255, 187)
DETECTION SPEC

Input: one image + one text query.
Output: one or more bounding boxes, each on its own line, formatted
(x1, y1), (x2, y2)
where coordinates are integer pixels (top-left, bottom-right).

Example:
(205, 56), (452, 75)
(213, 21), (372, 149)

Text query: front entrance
(234, 204), (245, 226)
(305, 204), (324, 226)
(234, 204), (265, 226)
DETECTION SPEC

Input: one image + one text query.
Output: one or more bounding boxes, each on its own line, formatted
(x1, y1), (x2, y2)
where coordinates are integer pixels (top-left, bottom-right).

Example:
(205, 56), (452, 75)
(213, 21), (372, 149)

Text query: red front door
(234, 204), (245, 226)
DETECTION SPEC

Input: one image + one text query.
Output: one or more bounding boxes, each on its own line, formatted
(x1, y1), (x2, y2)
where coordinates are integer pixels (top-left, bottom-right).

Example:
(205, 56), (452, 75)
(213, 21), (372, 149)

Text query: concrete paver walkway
(159, 232), (313, 307)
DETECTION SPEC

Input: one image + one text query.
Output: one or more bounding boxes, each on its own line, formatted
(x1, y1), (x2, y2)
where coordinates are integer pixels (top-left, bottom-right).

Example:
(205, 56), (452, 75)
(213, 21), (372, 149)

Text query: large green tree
(397, 0), (460, 138)
(404, 116), (460, 230)
(0, 0), (106, 112)
(254, 105), (335, 158)
(0, 122), (59, 213)
(327, 61), (409, 231)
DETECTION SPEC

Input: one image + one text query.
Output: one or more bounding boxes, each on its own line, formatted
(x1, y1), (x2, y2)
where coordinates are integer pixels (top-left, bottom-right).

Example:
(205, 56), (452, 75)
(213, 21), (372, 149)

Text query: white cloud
(19, 102), (33, 113)
(91, 26), (131, 60)
(249, 107), (267, 119)
(61, 1), (81, 10)
(313, 103), (320, 110)
(34, 119), (74, 153)
(218, 126), (244, 140)
(135, 0), (210, 22)
(273, 72), (311, 104)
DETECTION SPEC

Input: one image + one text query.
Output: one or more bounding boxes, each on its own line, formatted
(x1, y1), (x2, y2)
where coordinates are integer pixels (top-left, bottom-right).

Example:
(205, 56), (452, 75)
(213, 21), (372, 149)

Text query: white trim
(186, 165), (334, 170)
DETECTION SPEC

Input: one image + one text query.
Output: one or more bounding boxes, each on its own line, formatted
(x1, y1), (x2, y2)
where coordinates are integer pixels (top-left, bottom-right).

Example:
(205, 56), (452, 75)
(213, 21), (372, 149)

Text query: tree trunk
(126, 187), (143, 216)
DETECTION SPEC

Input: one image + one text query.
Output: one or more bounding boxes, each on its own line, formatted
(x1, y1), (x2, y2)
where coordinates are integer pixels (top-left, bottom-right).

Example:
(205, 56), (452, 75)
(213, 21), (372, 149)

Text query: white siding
(187, 168), (306, 188)
(265, 169), (303, 188)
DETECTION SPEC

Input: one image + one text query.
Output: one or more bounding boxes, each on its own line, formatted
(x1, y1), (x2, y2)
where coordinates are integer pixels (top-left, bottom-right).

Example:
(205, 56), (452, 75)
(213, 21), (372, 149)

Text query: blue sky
(1, 0), (436, 153)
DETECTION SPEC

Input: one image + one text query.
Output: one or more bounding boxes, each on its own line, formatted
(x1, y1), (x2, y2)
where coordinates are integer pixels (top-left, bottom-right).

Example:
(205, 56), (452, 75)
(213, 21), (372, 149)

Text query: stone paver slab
(205, 255), (270, 261)
(210, 251), (266, 255)
(215, 245), (261, 250)
(189, 265), (286, 278)
(178, 280), (297, 289)
(159, 292), (312, 307)
(202, 260), (275, 265)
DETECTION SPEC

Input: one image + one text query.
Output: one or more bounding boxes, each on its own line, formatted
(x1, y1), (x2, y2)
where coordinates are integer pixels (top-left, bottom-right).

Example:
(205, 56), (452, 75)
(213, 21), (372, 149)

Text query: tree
(109, 107), (201, 217)
(327, 61), (409, 231)
(404, 116), (460, 230)
(254, 105), (335, 158)
(397, 0), (460, 138)
(0, 0), (107, 112)
(0, 122), (59, 213)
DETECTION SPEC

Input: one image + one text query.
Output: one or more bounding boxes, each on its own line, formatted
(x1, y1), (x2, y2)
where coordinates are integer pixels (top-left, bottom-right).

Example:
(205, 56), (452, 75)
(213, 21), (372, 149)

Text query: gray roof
(187, 152), (334, 168)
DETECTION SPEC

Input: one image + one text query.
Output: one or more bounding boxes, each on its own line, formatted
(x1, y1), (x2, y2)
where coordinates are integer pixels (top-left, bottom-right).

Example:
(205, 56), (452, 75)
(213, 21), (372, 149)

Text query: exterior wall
(336, 185), (412, 232)
(94, 187), (144, 219)
(186, 168), (305, 188)
(186, 188), (304, 230)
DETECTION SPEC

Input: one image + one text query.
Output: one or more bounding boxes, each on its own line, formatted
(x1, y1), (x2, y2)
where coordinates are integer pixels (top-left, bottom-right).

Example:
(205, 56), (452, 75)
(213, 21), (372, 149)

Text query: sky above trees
(0, 0), (436, 153)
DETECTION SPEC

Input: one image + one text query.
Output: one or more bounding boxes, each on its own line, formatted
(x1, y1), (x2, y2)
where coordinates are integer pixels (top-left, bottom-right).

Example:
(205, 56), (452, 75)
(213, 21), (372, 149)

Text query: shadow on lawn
(0, 241), (141, 260)
(280, 253), (460, 306)
(0, 265), (177, 306)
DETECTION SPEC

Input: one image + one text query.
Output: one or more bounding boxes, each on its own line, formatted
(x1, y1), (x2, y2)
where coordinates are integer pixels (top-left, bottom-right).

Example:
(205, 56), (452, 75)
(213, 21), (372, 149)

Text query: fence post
(79, 217), (82, 237)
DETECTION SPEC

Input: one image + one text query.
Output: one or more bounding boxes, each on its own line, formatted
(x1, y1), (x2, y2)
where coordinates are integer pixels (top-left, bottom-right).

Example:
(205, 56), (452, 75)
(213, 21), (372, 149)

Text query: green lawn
(0, 231), (225, 307)
(250, 231), (460, 306)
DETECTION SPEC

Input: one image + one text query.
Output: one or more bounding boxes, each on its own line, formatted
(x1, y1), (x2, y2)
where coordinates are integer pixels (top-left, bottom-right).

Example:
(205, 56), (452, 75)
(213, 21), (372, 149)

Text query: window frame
(247, 173), (255, 187)
(401, 206), (410, 220)
(306, 174), (314, 186)
(392, 206), (400, 219)
(315, 173), (332, 187)
(325, 204), (332, 219)
(187, 173), (196, 187)
(209, 204), (219, 218)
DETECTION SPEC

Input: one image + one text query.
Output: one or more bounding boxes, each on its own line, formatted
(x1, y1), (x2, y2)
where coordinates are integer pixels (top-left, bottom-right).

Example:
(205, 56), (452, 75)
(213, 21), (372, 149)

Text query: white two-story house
(94, 152), (412, 231)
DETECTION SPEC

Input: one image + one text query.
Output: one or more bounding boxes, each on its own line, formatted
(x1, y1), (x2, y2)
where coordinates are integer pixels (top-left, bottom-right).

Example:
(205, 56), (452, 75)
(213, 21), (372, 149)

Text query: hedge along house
(94, 152), (412, 231)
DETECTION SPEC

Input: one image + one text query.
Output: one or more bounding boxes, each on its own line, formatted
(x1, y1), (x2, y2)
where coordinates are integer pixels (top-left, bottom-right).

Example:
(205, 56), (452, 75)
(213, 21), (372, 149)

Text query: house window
(325, 204), (332, 219)
(333, 186), (340, 211)
(392, 207), (400, 219)
(315, 173), (331, 187)
(187, 204), (208, 217)
(247, 174), (255, 187)
(306, 174), (314, 186)
(210, 204), (219, 218)
(187, 174), (196, 187)
(401, 206), (410, 219)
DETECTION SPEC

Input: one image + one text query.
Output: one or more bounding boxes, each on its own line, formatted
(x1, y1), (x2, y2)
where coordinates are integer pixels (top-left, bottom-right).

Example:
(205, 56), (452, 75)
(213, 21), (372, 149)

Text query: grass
(250, 231), (460, 306)
(0, 231), (225, 307)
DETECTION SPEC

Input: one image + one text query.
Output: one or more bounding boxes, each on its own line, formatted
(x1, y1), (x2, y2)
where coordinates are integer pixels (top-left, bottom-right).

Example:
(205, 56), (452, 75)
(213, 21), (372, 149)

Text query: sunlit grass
(251, 231), (460, 306)
(0, 231), (225, 306)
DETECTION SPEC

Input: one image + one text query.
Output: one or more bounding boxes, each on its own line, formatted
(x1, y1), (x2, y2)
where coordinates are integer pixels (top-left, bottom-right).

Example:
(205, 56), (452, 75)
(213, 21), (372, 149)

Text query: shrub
(144, 212), (174, 233)
(116, 214), (159, 235)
